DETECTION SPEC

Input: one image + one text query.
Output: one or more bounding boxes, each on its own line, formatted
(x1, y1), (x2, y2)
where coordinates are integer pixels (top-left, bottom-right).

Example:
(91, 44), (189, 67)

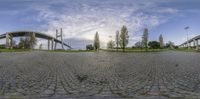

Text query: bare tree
(119, 25), (129, 52)
(107, 40), (115, 50)
(135, 41), (143, 48)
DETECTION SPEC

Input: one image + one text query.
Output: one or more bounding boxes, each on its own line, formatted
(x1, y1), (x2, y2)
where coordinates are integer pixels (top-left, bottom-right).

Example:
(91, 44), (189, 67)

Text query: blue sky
(0, 0), (200, 49)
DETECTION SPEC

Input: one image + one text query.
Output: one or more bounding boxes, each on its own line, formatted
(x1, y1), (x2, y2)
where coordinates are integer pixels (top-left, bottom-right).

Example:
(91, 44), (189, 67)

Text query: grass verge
(0, 49), (30, 52)
(102, 48), (168, 52)
(172, 48), (197, 52)
(48, 50), (96, 53)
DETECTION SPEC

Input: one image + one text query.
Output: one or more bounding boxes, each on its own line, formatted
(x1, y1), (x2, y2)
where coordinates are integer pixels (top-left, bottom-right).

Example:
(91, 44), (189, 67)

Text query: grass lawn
(172, 48), (197, 52)
(0, 49), (95, 53)
(0, 49), (30, 52)
(103, 48), (200, 53)
(49, 50), (96, 53)
(0, 48), (198, 53)
(102, 48), (168, 52)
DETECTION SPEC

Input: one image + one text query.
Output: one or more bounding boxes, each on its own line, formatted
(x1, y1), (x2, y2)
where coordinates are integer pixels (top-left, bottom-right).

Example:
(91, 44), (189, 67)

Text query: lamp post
(184, 26), (189, 49)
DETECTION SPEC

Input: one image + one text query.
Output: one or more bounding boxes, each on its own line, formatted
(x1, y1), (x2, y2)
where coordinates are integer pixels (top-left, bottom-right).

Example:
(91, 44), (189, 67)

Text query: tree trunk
(123, 47), (125, 52)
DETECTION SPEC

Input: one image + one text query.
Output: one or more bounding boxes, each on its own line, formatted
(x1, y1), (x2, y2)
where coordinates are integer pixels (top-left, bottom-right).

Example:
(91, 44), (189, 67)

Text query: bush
(86, 44), (94, 50)
(148, 41), (160, 49)
(0, 45), (5, 49)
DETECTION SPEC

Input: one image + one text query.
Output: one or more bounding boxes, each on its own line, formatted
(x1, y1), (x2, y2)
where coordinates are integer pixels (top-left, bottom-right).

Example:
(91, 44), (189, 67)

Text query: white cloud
(156, 8), (178, 14)
(32, 0), (178, 49)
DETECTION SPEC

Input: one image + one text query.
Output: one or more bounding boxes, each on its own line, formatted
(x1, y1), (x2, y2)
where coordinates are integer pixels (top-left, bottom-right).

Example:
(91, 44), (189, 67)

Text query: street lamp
(184, 26), (189, 49)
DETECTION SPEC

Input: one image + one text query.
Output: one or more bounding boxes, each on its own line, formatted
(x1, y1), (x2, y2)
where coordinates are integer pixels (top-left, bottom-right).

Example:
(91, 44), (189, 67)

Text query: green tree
(18, 33), (37, 49)
(0, 44), (5, 49)
(148, 41), (160, 49)
(11, 39), (16, 48)
(86, 44), (94, 50)
(18, 38), (25, 49)
(159, 34), (164, 48)
(142, 28), (148, 51)
(115, 30), (120, 51)
(119, 25), (129, 52)
(165, 41), (175, 49)
(107, 40), (115, 49)
(24, 37), (30, 49)
(94, 32), (100, 51)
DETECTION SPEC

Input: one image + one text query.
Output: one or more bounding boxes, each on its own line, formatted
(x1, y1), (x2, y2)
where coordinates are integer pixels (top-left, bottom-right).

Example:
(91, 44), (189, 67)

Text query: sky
(0, 0), (200, 49)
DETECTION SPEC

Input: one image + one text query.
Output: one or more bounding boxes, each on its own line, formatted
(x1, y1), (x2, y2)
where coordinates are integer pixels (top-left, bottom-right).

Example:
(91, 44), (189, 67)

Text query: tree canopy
(148, 41), (160, 49)
(94, 32), (100, 51)
(86, 44), (94, 50)
(142, 28), (148, 51)
(159, 34), (164, 48)
(119, 25), (129, 52)
(18, 33), (37, 49)
(115, 30), (120, 51)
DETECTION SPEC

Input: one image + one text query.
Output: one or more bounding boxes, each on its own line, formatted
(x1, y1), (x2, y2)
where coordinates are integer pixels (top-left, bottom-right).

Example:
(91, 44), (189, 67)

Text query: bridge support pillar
(186, 43), (188, 48)
(10, 37), (13, 49)
(54, 41), (57, 50)
(48, 40), (50, 50)
(51, 39), (54, 50)
(193, 39), (196, 48)
(189, 42), (191, 48)
(30, 32), (36, 49)
(6, 33), (9, 49)
(6, 33), (12, 49)
(196, 39), (199, 50)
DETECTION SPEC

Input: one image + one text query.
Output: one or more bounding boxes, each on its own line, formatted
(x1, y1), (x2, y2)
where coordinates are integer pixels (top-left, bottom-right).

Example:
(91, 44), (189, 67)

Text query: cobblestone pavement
(0, 51), (200, 99)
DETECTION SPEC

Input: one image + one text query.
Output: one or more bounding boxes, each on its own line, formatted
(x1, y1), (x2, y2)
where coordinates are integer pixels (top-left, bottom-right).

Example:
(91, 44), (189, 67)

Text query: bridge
(179, 35), (200, 49)
(0, 31), (71, 50)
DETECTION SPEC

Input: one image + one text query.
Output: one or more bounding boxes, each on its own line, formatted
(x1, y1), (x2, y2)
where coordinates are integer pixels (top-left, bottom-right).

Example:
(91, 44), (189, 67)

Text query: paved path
(0, 51), (200, 99)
